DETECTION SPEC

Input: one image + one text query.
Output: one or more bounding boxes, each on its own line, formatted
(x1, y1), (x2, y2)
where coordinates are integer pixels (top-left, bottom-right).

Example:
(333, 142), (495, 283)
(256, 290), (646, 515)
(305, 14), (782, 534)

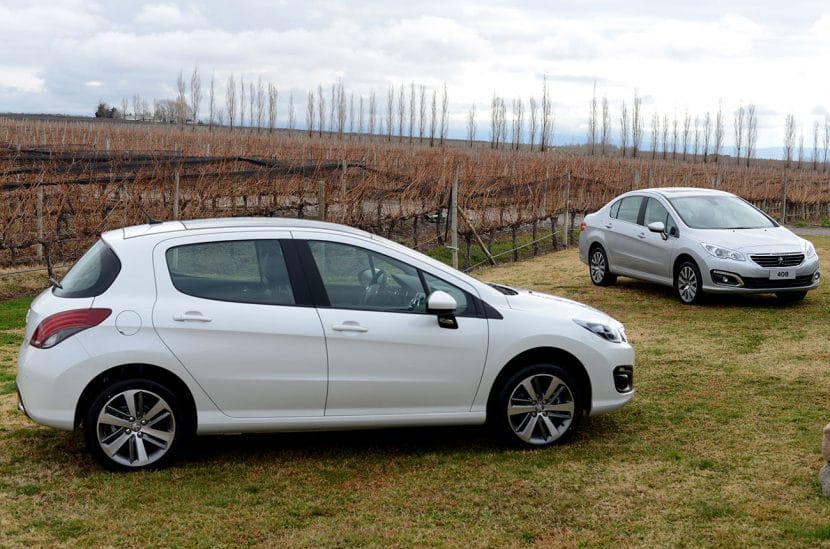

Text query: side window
(166, 240), (295, 305)
(308, 241), (425, 312)
(421, 272), (476, 317)
(54, 240), (121, 298)
(616, 196), (643, 223)
(643, 198), (669, 226)
(609, 199), (622, 219)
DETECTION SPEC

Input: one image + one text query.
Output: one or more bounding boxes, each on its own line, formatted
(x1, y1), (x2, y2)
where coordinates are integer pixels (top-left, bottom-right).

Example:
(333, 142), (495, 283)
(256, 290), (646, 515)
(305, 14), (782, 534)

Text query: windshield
(667, 195), (777, 229)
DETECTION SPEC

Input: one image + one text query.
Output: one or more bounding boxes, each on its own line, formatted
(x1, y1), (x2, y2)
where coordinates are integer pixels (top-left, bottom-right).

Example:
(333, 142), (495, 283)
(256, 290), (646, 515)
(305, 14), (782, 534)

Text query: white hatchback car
(17, 218), (634, 470)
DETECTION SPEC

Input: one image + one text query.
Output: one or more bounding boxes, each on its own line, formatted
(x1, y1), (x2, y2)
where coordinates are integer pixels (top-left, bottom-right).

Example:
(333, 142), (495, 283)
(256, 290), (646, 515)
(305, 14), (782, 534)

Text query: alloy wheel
(507, 373), (575, 445)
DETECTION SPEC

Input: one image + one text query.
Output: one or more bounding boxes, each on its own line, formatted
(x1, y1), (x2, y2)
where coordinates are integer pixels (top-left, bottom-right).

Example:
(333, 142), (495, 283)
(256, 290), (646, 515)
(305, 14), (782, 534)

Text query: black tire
(776, 291), (807, 303)
(588, 245), (617, 286)
(84, 378), (185, 471)
(675, 260), (704, 305)
(492, 364), (582, 448)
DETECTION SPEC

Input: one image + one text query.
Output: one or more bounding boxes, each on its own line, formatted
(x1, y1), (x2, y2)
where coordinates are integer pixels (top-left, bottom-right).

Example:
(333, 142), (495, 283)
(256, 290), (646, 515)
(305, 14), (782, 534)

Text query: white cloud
(135, 3), (207, 27)
(0, 66), (45, 93)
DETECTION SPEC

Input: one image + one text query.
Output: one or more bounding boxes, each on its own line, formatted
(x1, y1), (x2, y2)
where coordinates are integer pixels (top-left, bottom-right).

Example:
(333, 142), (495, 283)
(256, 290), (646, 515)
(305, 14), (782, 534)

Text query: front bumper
(702, 255), (820, 294)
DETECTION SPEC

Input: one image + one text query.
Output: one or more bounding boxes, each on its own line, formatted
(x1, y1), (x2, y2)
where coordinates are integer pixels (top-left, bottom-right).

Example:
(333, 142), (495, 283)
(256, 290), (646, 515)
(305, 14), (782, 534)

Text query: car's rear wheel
(675, 260), (704, 305)
(776, 291), (807, 303)
(589, 245), (617, 286)
(493, 364), (582, 448)
(84, 379), (184, 471)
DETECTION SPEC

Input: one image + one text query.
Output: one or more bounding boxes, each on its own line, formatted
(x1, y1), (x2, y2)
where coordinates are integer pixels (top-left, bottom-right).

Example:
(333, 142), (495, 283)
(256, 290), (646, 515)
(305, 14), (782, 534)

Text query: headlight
(701, 243), (746, 261)
(803, 240), (817, 259)
(573, 319), (625, 343)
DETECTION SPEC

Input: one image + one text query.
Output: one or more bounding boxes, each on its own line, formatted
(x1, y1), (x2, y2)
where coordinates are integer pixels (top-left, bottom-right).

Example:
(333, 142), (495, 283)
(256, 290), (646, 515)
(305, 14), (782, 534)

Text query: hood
(693, 226), (806, 253)
(503, 287), (616, 323)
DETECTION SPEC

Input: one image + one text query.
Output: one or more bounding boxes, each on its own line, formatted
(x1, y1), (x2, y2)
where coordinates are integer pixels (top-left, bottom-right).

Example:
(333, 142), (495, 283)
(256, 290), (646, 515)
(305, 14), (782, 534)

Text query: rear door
(605, 195), (645, 270)
(152, 232), (328, 418)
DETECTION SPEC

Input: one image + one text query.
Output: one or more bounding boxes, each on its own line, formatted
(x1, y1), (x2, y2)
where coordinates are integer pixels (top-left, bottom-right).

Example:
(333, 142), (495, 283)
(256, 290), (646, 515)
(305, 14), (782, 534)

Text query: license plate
(769, 268), (796, 280)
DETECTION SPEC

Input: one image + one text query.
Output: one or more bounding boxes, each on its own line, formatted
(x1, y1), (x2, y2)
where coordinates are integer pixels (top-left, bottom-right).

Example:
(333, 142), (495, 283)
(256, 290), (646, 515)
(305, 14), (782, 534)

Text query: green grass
(0, 238), (829, 546)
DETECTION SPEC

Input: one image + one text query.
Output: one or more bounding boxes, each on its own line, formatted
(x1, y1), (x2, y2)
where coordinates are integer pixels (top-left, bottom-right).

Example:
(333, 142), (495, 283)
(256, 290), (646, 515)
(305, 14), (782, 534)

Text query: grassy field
(1, 238), (829, 546)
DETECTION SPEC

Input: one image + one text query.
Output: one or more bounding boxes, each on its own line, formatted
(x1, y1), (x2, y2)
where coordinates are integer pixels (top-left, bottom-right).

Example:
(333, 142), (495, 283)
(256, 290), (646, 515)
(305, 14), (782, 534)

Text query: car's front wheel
(588, 245), (617, 286)
(493, 364), (582, 448)
(675, 260), (704, 305)
(84, 379), (185, 471)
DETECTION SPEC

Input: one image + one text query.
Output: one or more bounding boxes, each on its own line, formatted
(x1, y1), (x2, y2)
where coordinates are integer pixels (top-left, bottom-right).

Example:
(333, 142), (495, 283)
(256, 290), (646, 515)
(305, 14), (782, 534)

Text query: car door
(152, 232), (328, 418)
(294, 233), (489, 416)
(604, 195), (645, 271)
(627, 197), (678, 281)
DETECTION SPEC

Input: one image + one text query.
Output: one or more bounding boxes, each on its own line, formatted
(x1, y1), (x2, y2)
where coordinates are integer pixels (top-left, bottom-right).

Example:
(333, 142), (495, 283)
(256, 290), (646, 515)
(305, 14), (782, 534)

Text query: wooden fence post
(36, 186), (44, 261)
(173, 171), (180, 220)
(451, 168), (459, 269)
(318, 180), (326, 221)
(781, 173), (788, 222)
(563, 172), (571, 248)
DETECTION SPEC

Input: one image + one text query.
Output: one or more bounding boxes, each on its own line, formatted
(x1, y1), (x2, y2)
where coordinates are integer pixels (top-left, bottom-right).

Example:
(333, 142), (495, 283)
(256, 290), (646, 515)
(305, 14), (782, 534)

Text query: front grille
(750, 253), (804, 268)
(742, 274), (815, 289)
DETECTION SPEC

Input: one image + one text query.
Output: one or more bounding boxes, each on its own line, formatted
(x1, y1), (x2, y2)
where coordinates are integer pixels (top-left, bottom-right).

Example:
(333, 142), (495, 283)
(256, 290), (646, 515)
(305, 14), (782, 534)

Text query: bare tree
(797, 128), (805, 169)
(661, 114), (669, 160)
(336, 80), (346, 139)
(528, 97), (538, 152)
(702, 112), (712, 163)
(440, 83), (449, 146)
(682, 112), (691, 161)
(368, 90), (377, 136)
(132, 94), (141, 121)
(358, 95), (364, 136)
(267, 82), (277, 133)
(600, 96), (610, 155)
(512, 97), (524, 150)
(226, 74), (236, 131)
(745, 105), (757, 167)
(386, 86), (394, 142)
(619, 100), (629, 157)
(693, 116), (701, 161)
(216, 108), (225, 127)
(408, 82), (416, 145)
(429, 89), (437, 147)
(250, 81), (256, 131)
(813, 120), (820, 171)
(418, 84), (426, 143)
(317, 84), (325, 137)
(190, 65), (201, 129)
(783, 113), (796, 167)
(255, 77), (265, 132)
(671, 116), (678, 160)
(329, 83), (336, 134)
(713, 103), (724, 162)
(349, 92), (355, 137)
(540, 75), (552, 152)
(490, 93), (499, 149)
(176, 69), (187, 128)
(208, 73), (215, 131)
(588, 81), (597, 155)
(288, 92), (296, 132)
(306, 90), (315, 138)
(733, 106), (745, 164)
(824, 114), (830, 171)
(121, 97), (129, 120)
(397, 84), (405, 143)
(650, 112), (659, 160)
(239, 75), (245, 129)
(467, 103), (477, 147)
(631, 89), (642, 158)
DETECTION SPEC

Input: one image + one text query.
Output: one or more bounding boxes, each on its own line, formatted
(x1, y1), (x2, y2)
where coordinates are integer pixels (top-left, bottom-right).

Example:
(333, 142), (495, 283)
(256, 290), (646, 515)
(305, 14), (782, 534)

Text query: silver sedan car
(578, 188), (821, 304)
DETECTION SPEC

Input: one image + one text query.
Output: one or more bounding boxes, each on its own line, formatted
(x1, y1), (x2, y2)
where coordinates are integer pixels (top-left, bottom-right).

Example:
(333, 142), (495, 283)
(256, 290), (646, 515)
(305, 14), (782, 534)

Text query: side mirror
(647, 221), (668, 241)
(427, 290), (458, 329)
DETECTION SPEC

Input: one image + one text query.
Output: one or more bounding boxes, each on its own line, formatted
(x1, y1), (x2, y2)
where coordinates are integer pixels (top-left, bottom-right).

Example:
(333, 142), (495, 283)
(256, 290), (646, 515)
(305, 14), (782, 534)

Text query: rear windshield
(53, 240), (121, 298)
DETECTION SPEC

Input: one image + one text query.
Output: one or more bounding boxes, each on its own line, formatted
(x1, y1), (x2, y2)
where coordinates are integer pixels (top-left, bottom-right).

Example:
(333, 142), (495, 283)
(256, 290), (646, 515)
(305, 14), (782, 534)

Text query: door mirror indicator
(427, 290), (458, 329)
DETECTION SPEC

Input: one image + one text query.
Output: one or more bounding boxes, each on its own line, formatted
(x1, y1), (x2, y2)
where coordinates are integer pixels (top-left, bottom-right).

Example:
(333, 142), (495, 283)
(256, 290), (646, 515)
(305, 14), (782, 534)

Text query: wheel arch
(74, 363), (197, 433)
(486, 347), (592, 418)
(673, 253), (699, 277)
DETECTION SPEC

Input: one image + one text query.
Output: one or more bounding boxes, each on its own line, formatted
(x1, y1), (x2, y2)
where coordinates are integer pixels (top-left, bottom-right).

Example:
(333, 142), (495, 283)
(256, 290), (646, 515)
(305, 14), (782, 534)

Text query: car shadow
(611, 278), (809, 308)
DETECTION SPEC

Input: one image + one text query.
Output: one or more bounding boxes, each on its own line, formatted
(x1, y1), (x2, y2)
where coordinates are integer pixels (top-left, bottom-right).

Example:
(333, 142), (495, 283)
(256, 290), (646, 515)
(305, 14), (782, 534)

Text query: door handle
(604, 223), (613, 229)
(332, 322), (368, 333)
(173, 312), (212, 322)
(638, 232), (647, 239)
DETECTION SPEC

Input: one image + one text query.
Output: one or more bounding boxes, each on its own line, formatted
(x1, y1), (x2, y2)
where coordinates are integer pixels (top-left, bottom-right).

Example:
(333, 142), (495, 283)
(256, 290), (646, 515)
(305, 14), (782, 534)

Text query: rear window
(54, 240), (121, 298)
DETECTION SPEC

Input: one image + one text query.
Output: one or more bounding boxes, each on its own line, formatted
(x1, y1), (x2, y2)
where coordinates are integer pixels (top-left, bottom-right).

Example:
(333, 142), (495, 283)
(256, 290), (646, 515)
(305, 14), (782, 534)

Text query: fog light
(613, 365), (634, 393)
(711, 270), (744, 287)
(815, 271), (821, 282)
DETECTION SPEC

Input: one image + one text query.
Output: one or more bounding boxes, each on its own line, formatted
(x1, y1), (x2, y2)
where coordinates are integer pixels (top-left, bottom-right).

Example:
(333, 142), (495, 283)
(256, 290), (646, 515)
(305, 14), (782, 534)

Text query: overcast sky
(1, 1), (828, 151)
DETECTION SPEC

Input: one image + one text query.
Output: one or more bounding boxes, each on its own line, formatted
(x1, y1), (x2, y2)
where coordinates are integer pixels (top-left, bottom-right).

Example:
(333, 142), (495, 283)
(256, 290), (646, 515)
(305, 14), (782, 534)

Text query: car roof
(109, 217), (372, 241)
(647, 187), (735, 199)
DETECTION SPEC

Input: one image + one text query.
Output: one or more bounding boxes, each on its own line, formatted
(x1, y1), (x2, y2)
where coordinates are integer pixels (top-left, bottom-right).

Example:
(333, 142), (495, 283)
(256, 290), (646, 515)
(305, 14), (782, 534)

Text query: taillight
(579, 222), (587, 232)
(30, 308), (111, 349)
